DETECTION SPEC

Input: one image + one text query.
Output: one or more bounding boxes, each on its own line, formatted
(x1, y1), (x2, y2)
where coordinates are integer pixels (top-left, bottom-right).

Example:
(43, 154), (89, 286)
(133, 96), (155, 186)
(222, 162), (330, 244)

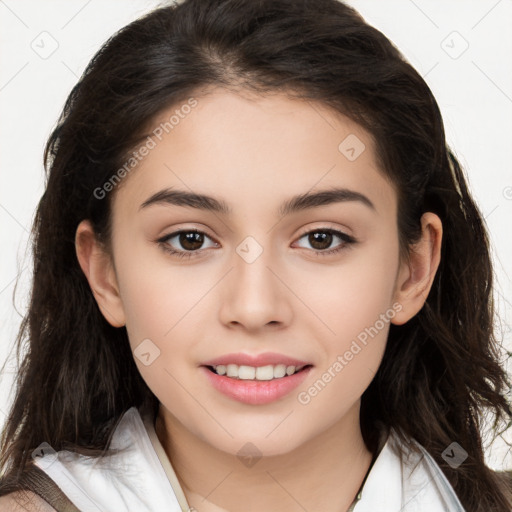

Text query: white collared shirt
(34, 406), (467, 511)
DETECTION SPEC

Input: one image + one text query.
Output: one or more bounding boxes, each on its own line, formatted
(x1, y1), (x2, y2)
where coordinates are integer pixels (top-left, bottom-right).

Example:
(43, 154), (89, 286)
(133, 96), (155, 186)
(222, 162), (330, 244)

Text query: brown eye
(294, 228), (356, 256)
(308, 231), (334, 251)
(178, 231), (205, 251)
(157, 229), (218, 259)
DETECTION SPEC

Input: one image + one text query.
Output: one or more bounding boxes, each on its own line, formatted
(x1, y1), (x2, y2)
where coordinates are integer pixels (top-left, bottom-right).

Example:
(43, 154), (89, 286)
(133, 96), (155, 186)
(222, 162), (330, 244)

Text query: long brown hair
(1, 1), (511, 510)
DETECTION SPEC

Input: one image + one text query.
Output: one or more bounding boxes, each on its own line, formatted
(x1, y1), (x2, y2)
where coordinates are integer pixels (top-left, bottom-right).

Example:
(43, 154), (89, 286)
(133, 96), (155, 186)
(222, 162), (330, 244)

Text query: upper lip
(202, 352), (312, 368)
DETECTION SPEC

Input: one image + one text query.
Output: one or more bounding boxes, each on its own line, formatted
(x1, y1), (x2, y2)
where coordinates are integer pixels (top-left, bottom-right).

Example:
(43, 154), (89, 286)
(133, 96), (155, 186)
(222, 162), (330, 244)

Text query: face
(91, 88), (408, 456)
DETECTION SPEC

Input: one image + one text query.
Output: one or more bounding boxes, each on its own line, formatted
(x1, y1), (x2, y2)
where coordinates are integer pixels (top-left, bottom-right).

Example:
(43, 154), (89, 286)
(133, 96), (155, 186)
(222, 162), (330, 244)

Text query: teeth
(216, 365), (227, 375)
(212, 363), (303, 380)
(226, 364), (238, 377)
(239, 365), (256, 380)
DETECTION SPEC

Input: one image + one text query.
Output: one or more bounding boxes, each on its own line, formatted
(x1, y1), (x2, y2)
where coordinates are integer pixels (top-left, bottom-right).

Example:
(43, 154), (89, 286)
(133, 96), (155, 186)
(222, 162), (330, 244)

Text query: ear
(75, 219), (126, 327)
(391, 212), (443, 325)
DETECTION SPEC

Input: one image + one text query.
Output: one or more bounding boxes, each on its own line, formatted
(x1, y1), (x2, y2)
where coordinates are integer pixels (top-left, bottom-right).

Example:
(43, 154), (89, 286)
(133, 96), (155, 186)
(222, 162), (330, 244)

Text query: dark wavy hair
(1, 0), (511, 510)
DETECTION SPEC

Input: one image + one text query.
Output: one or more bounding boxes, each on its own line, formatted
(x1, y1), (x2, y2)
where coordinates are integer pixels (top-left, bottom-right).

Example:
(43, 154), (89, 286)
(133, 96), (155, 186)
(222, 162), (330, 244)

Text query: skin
(75, 88), (442, 512)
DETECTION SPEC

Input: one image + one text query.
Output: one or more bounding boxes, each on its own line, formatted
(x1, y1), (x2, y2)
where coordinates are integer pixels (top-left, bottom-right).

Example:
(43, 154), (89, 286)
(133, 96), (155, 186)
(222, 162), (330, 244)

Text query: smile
(201, 363), (313, 405)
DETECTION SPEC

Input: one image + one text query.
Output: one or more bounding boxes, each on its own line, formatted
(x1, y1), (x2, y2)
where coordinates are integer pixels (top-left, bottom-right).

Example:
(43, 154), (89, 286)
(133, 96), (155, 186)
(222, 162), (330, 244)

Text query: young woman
(0, 0), (510, 511)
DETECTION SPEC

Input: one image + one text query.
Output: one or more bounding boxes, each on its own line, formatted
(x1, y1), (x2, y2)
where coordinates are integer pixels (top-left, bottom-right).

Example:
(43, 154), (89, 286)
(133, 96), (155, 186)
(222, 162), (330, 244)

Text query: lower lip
(201, 366), (312, 405)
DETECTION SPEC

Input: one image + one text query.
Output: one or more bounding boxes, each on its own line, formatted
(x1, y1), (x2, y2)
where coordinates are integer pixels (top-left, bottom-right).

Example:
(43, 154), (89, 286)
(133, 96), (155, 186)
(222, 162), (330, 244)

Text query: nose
(218, 239), (293, 333)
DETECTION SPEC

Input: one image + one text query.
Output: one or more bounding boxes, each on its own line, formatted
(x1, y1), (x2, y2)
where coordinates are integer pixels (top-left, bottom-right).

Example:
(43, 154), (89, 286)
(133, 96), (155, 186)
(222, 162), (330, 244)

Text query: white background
(1, 0), (511, 470)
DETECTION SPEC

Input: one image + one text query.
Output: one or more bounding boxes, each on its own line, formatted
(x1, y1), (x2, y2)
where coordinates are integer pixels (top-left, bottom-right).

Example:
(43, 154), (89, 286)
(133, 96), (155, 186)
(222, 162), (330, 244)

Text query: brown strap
(21, 465), (81, 512)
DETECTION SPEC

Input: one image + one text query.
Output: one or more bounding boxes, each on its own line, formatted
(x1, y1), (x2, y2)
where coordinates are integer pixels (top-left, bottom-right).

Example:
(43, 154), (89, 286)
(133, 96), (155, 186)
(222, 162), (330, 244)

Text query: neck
(156, 401), (374, 512)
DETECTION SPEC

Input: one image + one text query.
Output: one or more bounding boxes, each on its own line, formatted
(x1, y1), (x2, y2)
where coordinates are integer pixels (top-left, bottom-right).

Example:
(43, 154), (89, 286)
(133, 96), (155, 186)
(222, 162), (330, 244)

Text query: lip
(202, 352), (311, 368)
(201, 365), (312, 405)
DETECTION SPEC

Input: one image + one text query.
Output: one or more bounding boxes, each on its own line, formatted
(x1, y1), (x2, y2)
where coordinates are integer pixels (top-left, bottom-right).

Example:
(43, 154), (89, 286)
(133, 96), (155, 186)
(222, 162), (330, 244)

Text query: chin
(203, 425), (310, 460)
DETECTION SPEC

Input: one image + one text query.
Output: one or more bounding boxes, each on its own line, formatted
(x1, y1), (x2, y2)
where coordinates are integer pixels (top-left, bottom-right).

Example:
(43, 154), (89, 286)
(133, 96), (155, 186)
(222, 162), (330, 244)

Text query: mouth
(200, 360), (313, 405)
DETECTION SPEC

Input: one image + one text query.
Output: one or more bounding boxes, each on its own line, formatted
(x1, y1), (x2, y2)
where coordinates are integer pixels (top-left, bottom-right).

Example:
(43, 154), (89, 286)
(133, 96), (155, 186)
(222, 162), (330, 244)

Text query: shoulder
(0, 491), (57, 511)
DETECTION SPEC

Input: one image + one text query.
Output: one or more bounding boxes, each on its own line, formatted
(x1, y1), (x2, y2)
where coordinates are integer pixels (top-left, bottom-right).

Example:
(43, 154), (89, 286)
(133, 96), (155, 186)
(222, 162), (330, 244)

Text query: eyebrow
(139, 187), (376, 216)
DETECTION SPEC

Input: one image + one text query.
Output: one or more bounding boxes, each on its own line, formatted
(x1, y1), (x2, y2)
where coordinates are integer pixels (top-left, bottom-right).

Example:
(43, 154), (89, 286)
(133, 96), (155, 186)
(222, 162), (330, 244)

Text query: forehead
(111, 88), (396, 221)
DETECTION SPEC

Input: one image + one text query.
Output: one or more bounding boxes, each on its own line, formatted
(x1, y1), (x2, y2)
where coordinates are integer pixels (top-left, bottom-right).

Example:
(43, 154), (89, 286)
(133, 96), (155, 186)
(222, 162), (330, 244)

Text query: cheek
(113, 241), (219, 391)
(294, 233), (399, 398)
(114, 236), (208, 341)
(294, 233), (399, 345)
(114, 249), (212, 413)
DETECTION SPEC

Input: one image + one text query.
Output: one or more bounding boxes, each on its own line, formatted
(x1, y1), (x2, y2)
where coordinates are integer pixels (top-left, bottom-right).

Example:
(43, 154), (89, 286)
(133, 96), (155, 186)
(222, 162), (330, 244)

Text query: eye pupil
(180, 231), (203, 250)
(310, 231), (332, 250)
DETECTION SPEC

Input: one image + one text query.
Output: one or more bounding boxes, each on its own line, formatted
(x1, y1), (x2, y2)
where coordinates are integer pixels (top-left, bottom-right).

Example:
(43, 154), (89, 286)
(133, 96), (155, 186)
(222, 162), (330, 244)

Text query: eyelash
(156, 227), (357, 260)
